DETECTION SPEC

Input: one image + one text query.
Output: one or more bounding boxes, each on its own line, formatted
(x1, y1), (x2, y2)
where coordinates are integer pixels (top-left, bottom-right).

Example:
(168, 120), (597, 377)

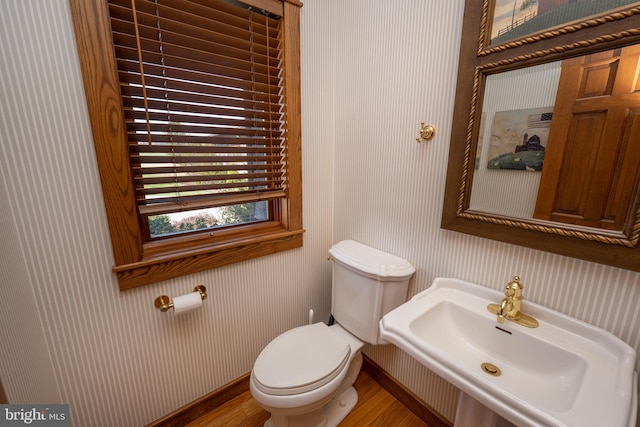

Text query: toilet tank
(329, 240), (415, 345)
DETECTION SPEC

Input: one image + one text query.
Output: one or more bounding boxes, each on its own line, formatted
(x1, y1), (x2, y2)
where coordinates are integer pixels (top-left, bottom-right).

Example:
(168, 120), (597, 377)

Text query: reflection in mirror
(470, 61), (560, 218)
(469, 44), (640, 238)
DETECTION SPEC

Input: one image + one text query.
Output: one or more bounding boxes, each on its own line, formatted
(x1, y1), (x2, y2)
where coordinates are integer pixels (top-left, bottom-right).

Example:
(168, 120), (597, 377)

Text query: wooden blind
(107, 0), (287, 217)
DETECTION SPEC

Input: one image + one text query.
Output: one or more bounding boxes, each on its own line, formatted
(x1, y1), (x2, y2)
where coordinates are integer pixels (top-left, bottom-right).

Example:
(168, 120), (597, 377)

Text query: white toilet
(250, 240), (416, 427)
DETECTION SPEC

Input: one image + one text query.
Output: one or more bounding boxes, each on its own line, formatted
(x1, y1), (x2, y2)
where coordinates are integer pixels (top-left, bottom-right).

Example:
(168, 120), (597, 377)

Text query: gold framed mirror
(442, 0), (640, 271)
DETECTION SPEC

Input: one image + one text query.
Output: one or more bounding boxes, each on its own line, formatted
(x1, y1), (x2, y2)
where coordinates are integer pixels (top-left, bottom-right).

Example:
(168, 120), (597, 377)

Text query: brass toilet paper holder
(154, 285), (207, 313)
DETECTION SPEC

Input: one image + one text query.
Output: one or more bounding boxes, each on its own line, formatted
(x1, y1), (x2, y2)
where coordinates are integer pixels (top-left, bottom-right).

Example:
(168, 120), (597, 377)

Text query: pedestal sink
(379, 278), (638, 427)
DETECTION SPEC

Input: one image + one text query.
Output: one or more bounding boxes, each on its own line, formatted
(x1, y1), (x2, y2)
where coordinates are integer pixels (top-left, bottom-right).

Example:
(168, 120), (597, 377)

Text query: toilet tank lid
(329, 240), (416, 279)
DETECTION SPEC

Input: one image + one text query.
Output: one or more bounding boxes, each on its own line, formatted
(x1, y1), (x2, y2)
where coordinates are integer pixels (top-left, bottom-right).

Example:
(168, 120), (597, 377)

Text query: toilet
(250, 240), (416, 427)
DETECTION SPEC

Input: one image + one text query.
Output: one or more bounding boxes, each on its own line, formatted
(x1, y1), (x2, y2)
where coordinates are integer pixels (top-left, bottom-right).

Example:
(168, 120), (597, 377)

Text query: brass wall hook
(416, 122), (435, 143)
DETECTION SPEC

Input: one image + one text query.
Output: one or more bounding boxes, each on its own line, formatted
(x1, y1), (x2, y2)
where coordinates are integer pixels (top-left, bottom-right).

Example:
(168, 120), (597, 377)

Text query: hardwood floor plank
(185, 392), (269, 427)
(341, 387), (396, 426)
(370, 400), (428, 426)
(187, 370), (431, 426)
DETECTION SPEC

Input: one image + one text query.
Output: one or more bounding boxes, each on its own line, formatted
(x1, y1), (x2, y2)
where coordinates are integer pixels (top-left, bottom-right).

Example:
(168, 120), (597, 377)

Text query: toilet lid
(252, 323), (351, 396)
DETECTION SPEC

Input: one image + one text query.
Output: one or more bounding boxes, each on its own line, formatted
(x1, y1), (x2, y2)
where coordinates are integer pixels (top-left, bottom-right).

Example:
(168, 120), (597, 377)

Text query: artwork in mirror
(442, 0), (640, 272)
(483, 0), (640, 54)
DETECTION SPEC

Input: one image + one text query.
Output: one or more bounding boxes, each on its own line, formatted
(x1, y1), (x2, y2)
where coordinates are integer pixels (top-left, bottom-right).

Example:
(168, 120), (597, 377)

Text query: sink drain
(481, 362), (501, 376)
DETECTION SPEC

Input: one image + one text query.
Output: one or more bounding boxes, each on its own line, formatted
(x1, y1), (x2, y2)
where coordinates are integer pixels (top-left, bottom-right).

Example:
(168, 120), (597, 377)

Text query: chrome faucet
(488, 276), (539, 328)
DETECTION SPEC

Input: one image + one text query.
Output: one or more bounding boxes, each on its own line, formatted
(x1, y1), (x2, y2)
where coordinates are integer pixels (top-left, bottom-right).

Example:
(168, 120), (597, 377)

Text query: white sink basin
(380, 278), (638, 427)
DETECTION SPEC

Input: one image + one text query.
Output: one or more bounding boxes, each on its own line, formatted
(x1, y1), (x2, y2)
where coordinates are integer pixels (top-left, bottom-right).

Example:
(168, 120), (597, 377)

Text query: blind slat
(131, 144), (281, 154)
(124, 123), (282, 138)
(138, 190), (287, 216)
(132, 154), (282, 164)
(127, 135), (280, 146)
(136, 178), (284, 196)
(133, 164), (282, 174)
(124, 109), (282, 130)
(136, 171), (282, 184)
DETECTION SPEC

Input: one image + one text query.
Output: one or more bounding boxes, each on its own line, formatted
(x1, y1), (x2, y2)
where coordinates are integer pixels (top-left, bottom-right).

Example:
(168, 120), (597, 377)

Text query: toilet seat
(252, 322), (351, 396)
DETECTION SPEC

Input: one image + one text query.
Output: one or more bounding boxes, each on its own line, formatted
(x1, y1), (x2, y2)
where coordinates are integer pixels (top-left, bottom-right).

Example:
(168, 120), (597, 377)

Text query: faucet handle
(507, 276), (522, 289)
(505, 276), (523, 296)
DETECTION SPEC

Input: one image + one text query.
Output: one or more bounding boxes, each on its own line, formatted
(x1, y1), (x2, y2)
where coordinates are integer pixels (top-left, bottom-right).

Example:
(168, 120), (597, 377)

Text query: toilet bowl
(250, 240), (415, 427)
(250, 322), (364, 426)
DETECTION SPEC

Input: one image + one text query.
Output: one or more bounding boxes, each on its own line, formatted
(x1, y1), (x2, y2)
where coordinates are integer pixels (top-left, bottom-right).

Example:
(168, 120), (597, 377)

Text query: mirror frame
(442, 0), (640, 272)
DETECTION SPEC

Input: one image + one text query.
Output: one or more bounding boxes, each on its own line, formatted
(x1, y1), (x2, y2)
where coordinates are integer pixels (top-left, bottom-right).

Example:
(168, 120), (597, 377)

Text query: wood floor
(185, 371), (429, 427)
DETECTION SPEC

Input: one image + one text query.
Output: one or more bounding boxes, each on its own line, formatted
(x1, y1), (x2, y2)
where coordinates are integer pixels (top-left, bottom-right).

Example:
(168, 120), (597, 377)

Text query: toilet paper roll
(172, 291), (203, 315)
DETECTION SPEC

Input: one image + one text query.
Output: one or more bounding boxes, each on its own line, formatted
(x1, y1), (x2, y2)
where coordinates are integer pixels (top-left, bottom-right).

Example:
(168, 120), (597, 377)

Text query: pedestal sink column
(454, 392), (498, 427)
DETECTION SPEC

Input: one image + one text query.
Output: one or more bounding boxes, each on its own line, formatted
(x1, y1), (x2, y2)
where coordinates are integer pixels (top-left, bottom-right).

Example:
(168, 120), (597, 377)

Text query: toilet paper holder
(154, 285), (207, 313)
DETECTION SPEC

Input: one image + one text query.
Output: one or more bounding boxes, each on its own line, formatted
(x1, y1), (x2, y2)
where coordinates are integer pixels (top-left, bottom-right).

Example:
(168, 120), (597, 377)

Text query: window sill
(112, 226), (304, 290)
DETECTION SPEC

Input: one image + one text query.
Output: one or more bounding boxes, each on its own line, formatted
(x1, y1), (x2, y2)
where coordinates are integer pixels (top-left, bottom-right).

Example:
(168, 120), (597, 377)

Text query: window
(69, 0), (303, 290)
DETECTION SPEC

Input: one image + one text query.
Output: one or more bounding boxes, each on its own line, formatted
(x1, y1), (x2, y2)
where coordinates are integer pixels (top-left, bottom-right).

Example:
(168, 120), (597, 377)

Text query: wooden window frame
(68, 0), (304, 290)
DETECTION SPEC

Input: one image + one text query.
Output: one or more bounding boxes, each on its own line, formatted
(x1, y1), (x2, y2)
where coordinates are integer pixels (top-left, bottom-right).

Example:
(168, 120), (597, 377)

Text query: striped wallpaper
(0, 1), (638, 426)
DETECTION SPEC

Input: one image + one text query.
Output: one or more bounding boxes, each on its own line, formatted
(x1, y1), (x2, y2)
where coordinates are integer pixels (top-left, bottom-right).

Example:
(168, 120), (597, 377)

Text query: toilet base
(265, 386), (358, 427)
(324, 386), (358, 426)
